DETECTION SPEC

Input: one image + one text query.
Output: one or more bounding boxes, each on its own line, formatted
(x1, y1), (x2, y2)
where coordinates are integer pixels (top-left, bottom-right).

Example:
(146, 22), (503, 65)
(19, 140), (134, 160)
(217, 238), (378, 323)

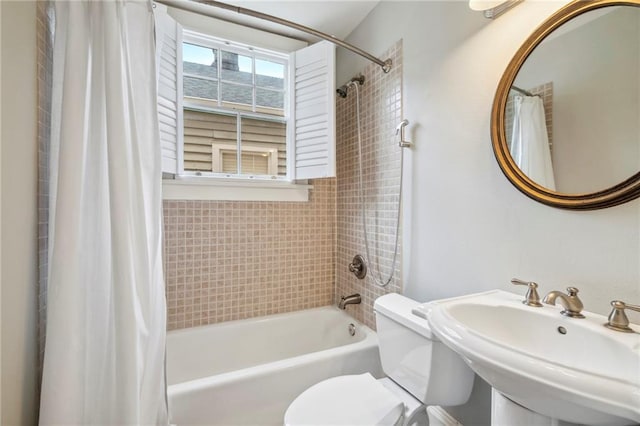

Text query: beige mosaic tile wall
(163, 179), (336, 330)
(335, 41), (404, 329)
(37, 0), (53, 372)
(163, 44), (403, 332)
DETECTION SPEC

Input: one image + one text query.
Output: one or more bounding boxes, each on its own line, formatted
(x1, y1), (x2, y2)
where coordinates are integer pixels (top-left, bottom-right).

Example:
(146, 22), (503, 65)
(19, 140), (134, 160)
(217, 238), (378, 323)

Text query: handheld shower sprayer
(396, 119), (411, 148)
(336, 74), (365, 98)
(395, 119), (409, 134)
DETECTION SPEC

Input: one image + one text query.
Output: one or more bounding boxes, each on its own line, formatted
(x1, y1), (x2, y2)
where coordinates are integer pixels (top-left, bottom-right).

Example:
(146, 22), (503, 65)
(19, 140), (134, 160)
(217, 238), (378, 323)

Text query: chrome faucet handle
(348, 255), (367, 279)
(510, 278), (543, 307)
(605, 300), (640, 333)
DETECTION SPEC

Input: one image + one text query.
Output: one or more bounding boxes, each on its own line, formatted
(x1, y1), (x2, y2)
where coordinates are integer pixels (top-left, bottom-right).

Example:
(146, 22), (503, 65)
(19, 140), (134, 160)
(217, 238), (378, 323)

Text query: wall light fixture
(469, 0), (523, 19)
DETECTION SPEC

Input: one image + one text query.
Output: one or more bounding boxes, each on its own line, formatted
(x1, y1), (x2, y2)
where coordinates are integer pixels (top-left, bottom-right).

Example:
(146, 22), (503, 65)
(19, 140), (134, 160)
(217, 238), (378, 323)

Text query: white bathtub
(167, 306), (383, 425)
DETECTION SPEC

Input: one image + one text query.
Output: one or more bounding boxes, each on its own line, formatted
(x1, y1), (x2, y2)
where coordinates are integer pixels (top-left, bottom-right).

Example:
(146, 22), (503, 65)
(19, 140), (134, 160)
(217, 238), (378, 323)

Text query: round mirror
(492, 0), (640, 210)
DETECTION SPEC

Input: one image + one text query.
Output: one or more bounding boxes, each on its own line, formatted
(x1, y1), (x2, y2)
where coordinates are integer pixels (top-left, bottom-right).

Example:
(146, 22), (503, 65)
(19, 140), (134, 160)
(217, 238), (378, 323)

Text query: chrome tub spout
(338, 294), (361, 309)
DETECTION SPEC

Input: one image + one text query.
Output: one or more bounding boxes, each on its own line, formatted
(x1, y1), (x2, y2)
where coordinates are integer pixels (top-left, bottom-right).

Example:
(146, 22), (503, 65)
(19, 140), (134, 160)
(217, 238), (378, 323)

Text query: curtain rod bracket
(382, 59), (393, 73)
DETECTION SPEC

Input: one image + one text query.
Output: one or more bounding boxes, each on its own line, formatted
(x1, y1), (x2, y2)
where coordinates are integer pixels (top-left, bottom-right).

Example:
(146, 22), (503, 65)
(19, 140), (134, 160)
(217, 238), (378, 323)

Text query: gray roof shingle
(183, 61), (284, 109)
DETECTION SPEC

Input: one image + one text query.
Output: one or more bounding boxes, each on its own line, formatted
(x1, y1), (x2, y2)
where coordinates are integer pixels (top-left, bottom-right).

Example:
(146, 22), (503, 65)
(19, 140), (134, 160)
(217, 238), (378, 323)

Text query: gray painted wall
(338, 2), (640, 424)
(1, 1), (40, 424)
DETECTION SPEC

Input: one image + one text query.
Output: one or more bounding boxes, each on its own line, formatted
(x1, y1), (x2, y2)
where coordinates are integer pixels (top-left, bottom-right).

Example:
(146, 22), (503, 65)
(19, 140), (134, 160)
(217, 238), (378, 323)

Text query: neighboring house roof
(183, 61), (284, 109)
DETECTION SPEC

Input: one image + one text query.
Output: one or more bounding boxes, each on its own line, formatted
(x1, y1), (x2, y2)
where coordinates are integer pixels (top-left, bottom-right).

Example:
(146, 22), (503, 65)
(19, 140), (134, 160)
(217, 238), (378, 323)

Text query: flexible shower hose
(350, 82), (404, 288)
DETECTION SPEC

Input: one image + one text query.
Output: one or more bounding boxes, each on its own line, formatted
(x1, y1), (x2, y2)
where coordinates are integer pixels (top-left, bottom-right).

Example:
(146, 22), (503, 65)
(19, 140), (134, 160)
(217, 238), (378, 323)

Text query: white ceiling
(204, 0), (380, 42)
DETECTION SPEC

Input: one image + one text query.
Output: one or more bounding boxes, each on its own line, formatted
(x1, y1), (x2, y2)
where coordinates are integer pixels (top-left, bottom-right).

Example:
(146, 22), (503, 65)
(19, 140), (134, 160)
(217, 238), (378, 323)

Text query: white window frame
(182, 105), (288, 181)
(162, 30), (337, 202)
(212, 143), (279, 176)
(180, 31), (291, 179)
(165, 30), (310, 200)
(182, 31), (289, 117)
(162, 178), (312, 202)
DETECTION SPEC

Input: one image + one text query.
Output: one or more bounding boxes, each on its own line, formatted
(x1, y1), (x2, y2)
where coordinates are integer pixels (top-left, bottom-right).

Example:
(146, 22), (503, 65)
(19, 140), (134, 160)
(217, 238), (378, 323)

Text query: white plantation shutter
(291, 41), (336, 180)
(154, 5), (183, 175)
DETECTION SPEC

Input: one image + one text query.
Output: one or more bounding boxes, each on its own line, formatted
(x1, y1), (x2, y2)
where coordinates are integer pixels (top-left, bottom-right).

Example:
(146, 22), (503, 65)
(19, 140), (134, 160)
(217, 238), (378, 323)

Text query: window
(181, 32), (288, 179)
(214, 146), (278, 175)
(155, 6), (336, 200)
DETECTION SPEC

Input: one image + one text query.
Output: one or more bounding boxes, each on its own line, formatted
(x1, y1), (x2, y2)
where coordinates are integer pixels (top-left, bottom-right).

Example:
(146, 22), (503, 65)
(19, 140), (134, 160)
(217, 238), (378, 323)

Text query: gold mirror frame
(491, 0), (640, 210)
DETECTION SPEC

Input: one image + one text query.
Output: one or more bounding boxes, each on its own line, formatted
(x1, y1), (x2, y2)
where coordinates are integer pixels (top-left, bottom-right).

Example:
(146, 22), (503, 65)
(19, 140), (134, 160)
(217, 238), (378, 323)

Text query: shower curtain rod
(511, 85), (536, 97)
(155, 0), (393, 73)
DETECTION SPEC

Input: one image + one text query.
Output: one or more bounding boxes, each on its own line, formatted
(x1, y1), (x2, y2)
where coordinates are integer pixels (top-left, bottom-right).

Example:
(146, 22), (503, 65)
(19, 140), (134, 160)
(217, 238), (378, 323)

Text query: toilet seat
(284, 373), (405, 426)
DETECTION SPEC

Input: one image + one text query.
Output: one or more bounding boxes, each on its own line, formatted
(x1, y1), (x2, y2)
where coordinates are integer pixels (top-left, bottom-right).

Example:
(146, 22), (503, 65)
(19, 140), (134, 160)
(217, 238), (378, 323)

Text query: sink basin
(420, 290), (640, 426)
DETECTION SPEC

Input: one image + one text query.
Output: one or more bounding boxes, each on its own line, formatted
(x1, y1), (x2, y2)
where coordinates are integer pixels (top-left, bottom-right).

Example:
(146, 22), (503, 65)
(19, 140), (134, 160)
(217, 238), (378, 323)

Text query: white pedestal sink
(416, 290), (640, 426)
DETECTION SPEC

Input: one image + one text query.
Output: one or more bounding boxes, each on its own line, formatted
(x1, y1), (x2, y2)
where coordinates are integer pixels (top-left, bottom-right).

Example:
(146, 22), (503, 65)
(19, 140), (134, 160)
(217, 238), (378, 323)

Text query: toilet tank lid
(374, 293), (436, 339)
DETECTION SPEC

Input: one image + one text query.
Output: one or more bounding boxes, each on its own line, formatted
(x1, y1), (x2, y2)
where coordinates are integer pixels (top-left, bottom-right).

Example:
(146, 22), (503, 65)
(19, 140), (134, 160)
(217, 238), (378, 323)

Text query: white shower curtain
(40, 1), (168, 424)
(510, 95), (556, 191)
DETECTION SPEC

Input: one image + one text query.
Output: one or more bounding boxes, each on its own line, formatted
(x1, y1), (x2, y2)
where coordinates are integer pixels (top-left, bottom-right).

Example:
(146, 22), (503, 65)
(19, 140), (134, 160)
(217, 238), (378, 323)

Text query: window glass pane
(183, 43), (217, 79)
(256, 88), (284, 111)
(241, 117), (286, 176)
(221, 151), (239, 174)
(256, 59), (284, 90)
(221, 83), (253, 108)
(221, 151), (273, 175)
(181, 39), (290, 178)
(184, 76), (218, 100)
(220, 51), (253, 85)
(183, 109), (237, 172)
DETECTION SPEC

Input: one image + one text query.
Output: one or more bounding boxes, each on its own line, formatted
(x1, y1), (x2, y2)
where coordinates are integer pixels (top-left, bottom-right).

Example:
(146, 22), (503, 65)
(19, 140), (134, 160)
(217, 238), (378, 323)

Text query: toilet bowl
(284, 373), (407, 425)
(284, 293), (474, 426)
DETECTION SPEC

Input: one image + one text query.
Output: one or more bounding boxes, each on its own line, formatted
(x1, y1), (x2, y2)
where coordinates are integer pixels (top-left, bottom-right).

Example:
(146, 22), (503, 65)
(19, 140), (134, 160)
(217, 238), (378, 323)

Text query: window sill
(162, 177), (312, 202)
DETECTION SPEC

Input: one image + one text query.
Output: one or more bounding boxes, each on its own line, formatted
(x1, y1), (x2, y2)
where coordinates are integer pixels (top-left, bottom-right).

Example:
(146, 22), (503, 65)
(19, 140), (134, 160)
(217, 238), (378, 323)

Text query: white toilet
(284, 293), (475, 426)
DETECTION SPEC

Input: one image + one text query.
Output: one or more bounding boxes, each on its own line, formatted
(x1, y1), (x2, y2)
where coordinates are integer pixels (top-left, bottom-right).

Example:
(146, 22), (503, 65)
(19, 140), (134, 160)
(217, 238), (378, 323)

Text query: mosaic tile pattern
(37, 0), (53, 373)
(335, 41), (404, 329)
(163, 43), (403, 331)
(163, 179), (336, 330)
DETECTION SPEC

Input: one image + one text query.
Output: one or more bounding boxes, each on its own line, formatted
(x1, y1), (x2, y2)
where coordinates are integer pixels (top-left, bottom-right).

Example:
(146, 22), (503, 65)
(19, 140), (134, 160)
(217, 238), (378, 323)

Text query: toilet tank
(373, 293), (474, 406)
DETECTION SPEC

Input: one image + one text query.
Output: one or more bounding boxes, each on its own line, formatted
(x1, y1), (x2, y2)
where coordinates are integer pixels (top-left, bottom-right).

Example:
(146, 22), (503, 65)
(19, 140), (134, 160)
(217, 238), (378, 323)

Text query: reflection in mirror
(506, 6), (640, 194)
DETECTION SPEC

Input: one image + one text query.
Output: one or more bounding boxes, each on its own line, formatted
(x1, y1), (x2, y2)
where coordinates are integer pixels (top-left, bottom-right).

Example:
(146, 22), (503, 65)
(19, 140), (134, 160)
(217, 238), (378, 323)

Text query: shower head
(336, 74), (365, 98)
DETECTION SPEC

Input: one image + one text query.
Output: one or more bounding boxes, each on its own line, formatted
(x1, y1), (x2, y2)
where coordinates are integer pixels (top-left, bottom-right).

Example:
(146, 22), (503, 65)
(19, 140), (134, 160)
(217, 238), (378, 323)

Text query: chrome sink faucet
(543, 287), (585, 318)
(338, 294), (361, 309)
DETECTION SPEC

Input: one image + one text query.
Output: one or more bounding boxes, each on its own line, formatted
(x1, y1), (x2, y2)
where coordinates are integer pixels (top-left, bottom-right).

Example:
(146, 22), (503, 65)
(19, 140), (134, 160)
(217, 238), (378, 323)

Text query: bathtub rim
(167, 305), (379, 393)
(167, 304), (365, 338)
